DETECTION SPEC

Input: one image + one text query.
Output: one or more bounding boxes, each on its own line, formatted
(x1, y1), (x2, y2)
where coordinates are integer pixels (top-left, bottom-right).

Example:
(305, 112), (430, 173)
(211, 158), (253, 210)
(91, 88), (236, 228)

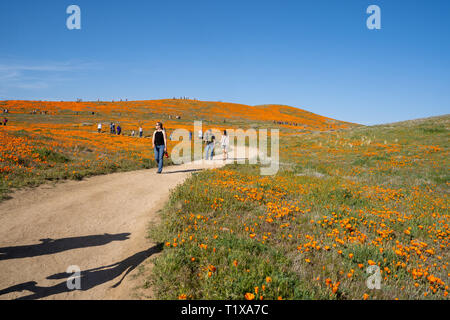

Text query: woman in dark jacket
(152, 122), (167, 174)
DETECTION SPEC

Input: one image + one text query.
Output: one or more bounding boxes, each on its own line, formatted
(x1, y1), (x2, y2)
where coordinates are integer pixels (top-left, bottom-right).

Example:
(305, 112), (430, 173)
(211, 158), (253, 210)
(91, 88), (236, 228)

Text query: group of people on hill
(108, 122), (122, 135)
(29, 109), (48, 115)
(273, 120), (301, 126)
(97, 122), (143, 137)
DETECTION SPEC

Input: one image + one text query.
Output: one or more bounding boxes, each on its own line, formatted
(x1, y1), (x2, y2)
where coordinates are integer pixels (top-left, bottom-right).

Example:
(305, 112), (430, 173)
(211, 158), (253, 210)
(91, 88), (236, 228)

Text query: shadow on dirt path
(0, 243), (163, 300)
(0, 233), (131, 261)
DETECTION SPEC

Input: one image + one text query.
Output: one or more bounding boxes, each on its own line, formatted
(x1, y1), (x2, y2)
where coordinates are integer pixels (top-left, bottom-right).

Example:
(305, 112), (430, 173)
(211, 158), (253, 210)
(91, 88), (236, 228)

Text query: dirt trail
(0, 148), (253, 300)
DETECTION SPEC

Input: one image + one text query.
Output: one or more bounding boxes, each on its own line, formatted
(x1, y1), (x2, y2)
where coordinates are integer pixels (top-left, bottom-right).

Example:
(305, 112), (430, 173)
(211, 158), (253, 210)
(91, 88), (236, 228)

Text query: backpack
(205, 132), (214, 143)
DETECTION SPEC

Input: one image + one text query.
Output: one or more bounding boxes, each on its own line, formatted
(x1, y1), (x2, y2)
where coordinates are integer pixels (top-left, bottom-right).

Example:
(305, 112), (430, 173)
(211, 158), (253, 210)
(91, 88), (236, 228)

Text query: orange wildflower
(245, 293), (255, 300)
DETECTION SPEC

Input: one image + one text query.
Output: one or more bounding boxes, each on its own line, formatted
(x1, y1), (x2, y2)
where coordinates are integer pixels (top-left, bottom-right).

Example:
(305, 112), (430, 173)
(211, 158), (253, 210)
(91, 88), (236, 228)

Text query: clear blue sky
(1, 0), (449, 125)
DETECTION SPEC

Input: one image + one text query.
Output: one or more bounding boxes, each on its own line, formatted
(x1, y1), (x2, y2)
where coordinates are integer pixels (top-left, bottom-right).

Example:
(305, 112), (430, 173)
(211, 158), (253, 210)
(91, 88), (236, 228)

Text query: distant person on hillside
(131, 130), (136, 137)
(204, 129), (215, 160)
(3, 117), (8, 126)
(220, 130), (229, 160)
(112, 123), (116, 134)
(97, 122), (102, 133)
(139, 126), (143, 138)
(152, 122), (167, 174)
(116, 124), (122, 135)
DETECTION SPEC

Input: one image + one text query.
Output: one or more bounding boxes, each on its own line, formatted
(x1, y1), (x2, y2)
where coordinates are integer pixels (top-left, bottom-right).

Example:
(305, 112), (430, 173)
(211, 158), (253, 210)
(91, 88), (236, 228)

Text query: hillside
(0, 99), (356, 131)
(149, 114), (449, 300)
(1, 98), (448, 300)
(0, 99), (355, 201)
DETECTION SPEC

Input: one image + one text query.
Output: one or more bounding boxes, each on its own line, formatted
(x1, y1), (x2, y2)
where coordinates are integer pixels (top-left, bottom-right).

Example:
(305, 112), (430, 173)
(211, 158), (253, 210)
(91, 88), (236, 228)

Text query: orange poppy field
(0, 99), (448, 300)
(0, 99), (352, 200)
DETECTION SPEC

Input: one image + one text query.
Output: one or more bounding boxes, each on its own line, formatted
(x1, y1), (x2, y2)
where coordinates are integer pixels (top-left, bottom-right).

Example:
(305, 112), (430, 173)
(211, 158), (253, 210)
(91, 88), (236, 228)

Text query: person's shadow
(0, 233), (131, 261)
(0, 243), (163, 300)
(162, 168), (203, 174)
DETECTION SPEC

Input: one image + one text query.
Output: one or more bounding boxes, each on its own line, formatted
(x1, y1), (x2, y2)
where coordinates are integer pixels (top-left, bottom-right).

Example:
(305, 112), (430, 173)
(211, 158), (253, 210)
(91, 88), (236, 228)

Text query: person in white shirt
(139, 126), (143, 138)
(97, 123), (102, 133)
(198, 130), (203, 140)
(220, 130), (229, 160)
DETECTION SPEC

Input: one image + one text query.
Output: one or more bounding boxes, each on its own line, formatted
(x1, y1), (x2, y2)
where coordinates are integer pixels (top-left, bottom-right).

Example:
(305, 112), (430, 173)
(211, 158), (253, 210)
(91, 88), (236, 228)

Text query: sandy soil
(0, 150), (246, 300)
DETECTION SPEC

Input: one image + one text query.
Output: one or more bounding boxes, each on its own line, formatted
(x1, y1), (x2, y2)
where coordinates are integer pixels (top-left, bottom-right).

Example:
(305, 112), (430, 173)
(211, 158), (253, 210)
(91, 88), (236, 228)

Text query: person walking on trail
(3, 118), (8, 126)
(204, 129), (215, 160)
(139, 126), (143, 138)
(198, 130), (203, 140)
(97, 122), (102, 133)
(116, 124), (122, 135)
(220, 130), (229, 160)
(152, 122), (167, 174)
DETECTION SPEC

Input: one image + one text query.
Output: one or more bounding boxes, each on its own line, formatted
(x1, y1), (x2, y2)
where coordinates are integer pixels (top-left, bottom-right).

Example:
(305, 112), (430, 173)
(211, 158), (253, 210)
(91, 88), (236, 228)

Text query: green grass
(146, 115), (449, 300)
(148, 169), (330, 300)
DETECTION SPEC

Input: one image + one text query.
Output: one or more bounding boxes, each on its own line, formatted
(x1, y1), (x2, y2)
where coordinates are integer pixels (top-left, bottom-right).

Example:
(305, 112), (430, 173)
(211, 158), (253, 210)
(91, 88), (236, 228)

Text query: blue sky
(0, 0), (449, 125)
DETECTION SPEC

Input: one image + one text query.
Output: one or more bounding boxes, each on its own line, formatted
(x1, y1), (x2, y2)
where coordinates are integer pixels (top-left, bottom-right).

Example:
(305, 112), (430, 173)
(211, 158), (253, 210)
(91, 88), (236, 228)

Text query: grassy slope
(0, 99), (351, 201)
(0, 99), (355, 129)
(2, 99), (448, 300)
(148, 115), (449, 300)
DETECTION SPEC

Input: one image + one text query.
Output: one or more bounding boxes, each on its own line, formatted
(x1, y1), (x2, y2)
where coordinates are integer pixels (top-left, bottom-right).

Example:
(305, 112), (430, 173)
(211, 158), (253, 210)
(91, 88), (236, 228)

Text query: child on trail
(220, 130), (229, 160)
(152, 122), (167, 174)
(204, 129), (215, 160)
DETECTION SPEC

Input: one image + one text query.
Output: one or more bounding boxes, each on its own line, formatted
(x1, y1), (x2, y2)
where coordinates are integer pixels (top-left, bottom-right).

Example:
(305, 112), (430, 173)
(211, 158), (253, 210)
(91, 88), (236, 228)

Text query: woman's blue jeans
(205, 143), (214, 160)
(154, 145), (165, 172)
